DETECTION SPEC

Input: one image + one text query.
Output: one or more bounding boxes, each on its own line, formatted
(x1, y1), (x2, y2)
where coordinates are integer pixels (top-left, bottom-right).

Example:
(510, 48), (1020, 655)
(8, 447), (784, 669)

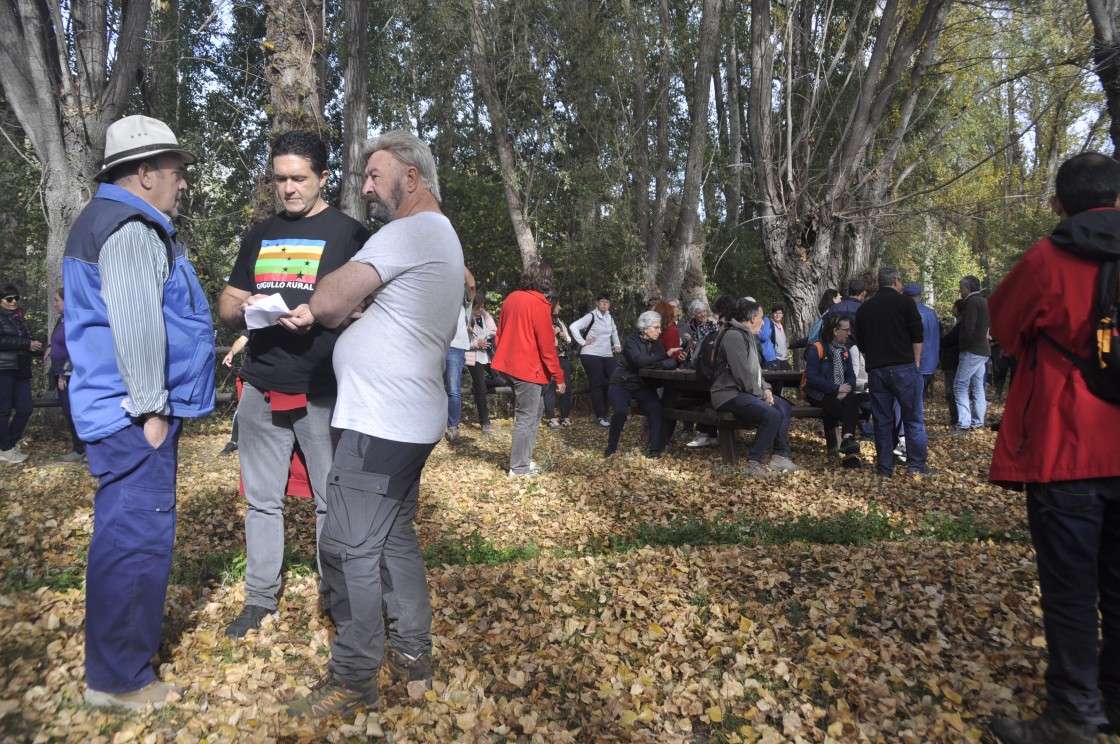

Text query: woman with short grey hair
(603, 311), (679, 458)
(685, 299), (718, 348)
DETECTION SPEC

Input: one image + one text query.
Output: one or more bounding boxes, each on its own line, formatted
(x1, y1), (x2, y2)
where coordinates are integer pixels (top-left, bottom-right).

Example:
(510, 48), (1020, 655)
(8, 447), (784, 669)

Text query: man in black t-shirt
(218, 132), (370, 639)
(855, 267), (934, 477)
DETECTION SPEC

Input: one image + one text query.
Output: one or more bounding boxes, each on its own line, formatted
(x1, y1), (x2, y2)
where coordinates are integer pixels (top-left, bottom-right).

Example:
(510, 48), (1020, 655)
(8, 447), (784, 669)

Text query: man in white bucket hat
(63, 115), (215, 710)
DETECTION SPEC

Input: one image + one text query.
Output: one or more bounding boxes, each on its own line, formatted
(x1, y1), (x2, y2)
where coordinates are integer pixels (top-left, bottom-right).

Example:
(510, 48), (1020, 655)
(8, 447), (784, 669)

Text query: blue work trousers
(1027, 477), (1120, 727)
(867, 364), (928, 475)
(84, 419), (182, 693)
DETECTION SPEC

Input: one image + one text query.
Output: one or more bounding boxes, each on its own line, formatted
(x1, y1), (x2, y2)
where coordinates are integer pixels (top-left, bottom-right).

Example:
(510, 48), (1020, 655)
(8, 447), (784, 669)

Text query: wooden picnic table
(638, 367), (824, 465)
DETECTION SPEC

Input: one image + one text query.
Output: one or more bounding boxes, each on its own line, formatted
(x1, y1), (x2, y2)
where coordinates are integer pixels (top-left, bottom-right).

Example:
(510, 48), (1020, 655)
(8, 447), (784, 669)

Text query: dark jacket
(855, 288), (923, 370)
(0, 307), (35, 377)
(940, 323), (961, 370)
(804, 341), (856, 400)
(958, 292), (991, 357)
(609, 330), (676, 391)
(710, 323), (768, 409)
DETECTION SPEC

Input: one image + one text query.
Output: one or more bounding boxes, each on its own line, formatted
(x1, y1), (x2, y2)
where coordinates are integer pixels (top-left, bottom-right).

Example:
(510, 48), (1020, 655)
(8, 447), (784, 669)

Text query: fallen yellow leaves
(0, 412), (1116, 742)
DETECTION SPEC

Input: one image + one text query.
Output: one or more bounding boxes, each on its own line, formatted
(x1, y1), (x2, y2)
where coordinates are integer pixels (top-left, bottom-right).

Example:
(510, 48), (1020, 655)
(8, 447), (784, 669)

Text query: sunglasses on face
(1, 296), (18, 302)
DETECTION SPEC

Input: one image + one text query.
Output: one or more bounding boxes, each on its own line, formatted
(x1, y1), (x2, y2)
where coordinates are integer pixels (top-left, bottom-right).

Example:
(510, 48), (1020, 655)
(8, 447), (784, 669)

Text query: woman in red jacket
(491, 261), (566, 477)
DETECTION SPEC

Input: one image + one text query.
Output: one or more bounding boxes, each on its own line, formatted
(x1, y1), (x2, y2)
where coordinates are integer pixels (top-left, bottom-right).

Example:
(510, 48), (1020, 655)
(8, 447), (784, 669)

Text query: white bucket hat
(95, 115), (198, 182)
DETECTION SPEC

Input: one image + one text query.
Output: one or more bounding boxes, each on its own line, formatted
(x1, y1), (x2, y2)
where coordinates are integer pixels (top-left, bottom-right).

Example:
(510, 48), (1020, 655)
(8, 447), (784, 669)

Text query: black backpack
(1042, 253), (1120, 405)
(692, 327), (728, 387)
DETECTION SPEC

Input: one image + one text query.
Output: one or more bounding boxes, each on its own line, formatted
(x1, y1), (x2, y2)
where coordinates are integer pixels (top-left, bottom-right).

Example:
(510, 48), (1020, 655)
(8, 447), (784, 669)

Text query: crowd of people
(5, 112), (1116, 742)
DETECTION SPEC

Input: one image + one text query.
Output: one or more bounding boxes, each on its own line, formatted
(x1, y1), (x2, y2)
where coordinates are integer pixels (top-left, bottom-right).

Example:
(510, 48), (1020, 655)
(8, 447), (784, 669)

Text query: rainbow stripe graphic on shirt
(254, 239), (326, 289)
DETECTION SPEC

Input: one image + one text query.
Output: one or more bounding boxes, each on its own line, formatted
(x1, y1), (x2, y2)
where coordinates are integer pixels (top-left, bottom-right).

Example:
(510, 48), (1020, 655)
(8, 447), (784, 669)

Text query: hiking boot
(991, 708), (1098, 744)
(287, 674), (380, 719)
(840, 434), (859, 455)
(547, 418), (562, 429)
(218, 441), (238, 456)
(224, 604), (275, 638)
(85, 680), (180, 711)
(445, 426), (462, 445)
(56, 450), (84, 463)
(0, 448), (28, 464)
(385, 648), (433, 689)
(481, 424), (493, 435)
(769, 455), (806, 473)
(742, 460), (775, 478)
(907, 466), (940, 477)
(841, 455), (862, 469)
(686, 434), (717, 448)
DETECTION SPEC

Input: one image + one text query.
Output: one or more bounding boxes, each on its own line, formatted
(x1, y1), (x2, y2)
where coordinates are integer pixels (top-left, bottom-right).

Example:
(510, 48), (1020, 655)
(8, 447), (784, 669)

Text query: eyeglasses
(836, 327), (851, 333)
(1, 295), (18, 303)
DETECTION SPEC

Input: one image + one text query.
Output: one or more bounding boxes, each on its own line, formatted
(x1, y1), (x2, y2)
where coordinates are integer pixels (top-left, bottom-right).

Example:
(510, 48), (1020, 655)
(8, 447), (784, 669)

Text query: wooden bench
(636, 367), (834, 465)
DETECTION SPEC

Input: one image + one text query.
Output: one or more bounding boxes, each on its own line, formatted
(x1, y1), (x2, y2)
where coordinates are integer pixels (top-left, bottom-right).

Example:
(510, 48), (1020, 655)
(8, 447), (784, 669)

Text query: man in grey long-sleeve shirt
(63, 115), (216, 710)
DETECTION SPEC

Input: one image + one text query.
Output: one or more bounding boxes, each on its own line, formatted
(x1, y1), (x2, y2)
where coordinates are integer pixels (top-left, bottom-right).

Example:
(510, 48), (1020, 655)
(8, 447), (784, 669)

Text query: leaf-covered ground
(2, 394), (1116, 742)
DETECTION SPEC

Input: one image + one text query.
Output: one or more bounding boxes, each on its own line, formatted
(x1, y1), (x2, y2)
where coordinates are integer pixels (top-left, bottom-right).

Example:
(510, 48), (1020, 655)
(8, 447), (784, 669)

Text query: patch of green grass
(170, 549), (245, 586)
(1, 563), (85, 593)
(424, 530), (541, 568)
(919, 509), (1030, 544)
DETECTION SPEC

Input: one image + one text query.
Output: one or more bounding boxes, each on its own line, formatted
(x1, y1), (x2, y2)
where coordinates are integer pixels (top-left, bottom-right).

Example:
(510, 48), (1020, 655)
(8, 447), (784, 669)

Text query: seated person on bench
(710, 299), (805, 477)
(604, 311), (679, 458)
(803, 313), (862, 467)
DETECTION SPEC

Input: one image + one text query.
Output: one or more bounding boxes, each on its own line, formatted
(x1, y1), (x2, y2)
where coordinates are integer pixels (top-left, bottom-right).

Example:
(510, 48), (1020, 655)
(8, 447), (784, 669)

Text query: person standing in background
(544, 297), (573, 428)
(0, 285), (41, 463)
(466, 294), (497, 435)
(569, 292), (621, 428)
(952, 275), (990, 431)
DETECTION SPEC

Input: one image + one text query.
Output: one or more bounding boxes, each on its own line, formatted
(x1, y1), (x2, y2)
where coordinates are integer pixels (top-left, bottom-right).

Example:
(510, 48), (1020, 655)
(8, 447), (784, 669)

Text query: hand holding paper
(244, 293), (291, 329)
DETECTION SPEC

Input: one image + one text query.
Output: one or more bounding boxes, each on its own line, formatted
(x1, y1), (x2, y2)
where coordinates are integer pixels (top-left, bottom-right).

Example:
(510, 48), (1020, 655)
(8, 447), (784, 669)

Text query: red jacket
(492, 290), (565, 386)
(988, 209), (1120, 487)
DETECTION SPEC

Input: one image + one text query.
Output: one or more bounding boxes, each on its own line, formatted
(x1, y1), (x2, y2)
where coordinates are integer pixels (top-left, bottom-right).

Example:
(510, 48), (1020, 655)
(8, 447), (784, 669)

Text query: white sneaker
(686, 434), (718, 448)
(0, 448), (28, 464)
(507, 469), (539, 479)
(769, 455), (806, 473)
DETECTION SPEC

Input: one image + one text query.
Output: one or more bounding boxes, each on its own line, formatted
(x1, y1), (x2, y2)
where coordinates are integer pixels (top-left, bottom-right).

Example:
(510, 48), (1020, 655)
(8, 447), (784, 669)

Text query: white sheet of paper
(244, 293), (291, 329)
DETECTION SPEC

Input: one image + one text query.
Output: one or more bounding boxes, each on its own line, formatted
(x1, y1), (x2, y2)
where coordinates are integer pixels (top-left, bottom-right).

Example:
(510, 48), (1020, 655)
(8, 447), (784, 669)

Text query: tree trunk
(660, 0), (721, 299)
(1087, 0), (1120, 158)
(468, 0), (538, 268)
(340, 0), (370, 220)
(0, 0), (151, 324)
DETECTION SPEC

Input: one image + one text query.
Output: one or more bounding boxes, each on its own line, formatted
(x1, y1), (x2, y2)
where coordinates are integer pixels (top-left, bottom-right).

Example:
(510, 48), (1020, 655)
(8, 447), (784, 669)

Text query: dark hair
(472, 295), (486, 309)
(960, 275), (981, 293)
(771, 303), (784, 315)
(550, 297), (562, 315)
(821, 312), (851, 344)
(818, 289), (841, 315)
(952, 298), (965, 315)
(1055, 152), (1120, 217)
(271, 131), (329, 175)
(519, 260), (553, 294)
(712, 294), (736, 321)
(846, 277), (870, 297)
(730, 298), (761, 323)
(596, 291), (611, 302)
(55, 287), (64, 300)
(1, 284), (19, 298)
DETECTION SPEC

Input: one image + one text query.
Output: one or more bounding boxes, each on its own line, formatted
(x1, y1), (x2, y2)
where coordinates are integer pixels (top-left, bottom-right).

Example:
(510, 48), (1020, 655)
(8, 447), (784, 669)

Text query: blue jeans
(954, 351), (987, 428)
(717, 393), (792, 462)
(867, 364), (928, 474)
(84, 418), (183, 692)
(1027, 477), (1120, 726)
(444, 348), (466, 429)
(0, 373), (32, 451)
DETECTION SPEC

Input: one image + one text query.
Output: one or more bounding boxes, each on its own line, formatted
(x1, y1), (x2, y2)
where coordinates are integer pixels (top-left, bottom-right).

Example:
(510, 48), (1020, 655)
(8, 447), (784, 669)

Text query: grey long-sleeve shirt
(99, 221), (171, 417)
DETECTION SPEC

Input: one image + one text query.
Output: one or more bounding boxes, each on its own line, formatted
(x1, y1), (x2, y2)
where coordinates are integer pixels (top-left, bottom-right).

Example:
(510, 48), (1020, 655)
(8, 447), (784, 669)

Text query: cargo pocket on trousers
(113, 486), (176, 556)
(323, 467), (391, 549)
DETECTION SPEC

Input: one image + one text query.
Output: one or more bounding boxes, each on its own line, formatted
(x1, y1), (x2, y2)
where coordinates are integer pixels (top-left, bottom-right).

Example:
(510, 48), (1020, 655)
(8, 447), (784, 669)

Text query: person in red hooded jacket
(491, 260), (565, 477)
(988, 152), (1120, 744)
